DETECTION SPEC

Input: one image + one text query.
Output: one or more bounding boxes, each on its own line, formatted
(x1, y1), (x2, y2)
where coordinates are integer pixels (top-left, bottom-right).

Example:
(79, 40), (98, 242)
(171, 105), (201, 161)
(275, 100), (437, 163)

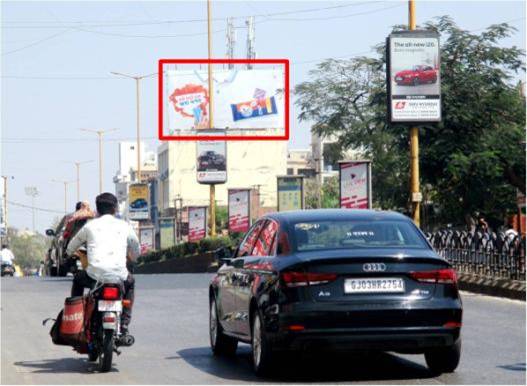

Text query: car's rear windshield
(292, 219), (429, 252)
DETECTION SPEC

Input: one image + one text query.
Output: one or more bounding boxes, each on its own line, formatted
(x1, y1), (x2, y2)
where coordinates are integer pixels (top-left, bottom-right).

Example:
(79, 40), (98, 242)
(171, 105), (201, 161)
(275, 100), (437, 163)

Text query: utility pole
(1, 176), (13, 243)
(246, 16), (255, 69)
(24, 186), (39, 233)
(207, 0), (216, 237)
(80, 128), (118, 193)
(110, 71), (157, 183)
(408, 0), (421, 227)
(63, 160), (93, 202)
(226, 17), (235, 69)
(52, 179), (74, 214)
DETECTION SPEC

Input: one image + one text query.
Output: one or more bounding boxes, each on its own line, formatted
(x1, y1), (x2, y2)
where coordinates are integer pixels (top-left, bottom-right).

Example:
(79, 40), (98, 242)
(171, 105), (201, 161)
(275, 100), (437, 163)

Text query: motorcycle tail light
(101, 287), (120, 300)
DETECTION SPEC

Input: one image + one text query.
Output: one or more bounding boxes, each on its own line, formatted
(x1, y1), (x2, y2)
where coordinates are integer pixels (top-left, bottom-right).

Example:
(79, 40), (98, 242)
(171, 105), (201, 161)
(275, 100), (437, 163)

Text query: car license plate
(98, 300), (122, 312)
(395, 77), (403, 81)
(344, 278), (405, 294)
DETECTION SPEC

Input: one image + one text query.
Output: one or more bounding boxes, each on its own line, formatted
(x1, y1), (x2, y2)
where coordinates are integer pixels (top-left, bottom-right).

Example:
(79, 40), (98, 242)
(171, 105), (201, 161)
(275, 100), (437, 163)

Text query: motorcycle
(85, 277), (134, 372)
(1, 263), (15, 277)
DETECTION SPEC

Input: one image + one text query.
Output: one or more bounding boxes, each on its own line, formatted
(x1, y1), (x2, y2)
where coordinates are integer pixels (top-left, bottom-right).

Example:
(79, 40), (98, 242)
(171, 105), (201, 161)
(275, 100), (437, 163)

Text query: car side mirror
(214, 246), (233, 265)
(45, 229), (55, 237)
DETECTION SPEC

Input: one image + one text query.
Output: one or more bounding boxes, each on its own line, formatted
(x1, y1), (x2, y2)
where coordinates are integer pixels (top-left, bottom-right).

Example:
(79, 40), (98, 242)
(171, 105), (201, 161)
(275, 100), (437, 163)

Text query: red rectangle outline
(158, 58), (289, 141)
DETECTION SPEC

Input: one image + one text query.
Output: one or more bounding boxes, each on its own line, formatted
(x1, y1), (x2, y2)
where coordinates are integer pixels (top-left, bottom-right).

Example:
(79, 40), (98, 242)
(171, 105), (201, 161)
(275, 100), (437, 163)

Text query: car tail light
(443, 321), (462, 328)
(281, 272), (337, 287)
(409, 269), (457, 284)
(101, 287), (120, 300)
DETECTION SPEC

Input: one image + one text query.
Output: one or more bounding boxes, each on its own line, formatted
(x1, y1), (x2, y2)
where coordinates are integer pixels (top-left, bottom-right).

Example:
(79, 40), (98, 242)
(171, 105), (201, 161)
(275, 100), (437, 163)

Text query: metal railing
(425, 230), (526, 281)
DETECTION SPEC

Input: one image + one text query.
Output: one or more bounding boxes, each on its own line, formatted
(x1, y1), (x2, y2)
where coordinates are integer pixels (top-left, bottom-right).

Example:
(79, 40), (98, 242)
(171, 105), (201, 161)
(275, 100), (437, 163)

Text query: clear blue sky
(1, 0), (525, 232)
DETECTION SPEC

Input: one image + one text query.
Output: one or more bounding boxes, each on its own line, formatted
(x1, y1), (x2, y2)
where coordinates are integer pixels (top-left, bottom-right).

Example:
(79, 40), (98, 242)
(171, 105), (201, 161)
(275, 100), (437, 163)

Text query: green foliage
(9, 232), (48, 269)
(215, 205), (228, 231)
(305, 177), (340, 209)
(295, 16), (525, 228)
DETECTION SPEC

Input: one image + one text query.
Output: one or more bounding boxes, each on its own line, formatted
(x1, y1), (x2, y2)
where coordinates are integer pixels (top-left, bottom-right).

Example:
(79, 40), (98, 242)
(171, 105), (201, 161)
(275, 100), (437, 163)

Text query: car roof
(264, 209), (410, 224)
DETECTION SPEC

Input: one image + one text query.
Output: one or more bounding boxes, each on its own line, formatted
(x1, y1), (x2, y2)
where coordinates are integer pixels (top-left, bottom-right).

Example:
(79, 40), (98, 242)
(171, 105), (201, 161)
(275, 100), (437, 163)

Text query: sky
(1, 0), (525, 233)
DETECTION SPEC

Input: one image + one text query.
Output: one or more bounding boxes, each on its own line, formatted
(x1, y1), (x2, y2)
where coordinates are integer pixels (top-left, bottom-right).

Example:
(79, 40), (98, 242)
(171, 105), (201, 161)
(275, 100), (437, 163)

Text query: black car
(209, 209), (462, 376)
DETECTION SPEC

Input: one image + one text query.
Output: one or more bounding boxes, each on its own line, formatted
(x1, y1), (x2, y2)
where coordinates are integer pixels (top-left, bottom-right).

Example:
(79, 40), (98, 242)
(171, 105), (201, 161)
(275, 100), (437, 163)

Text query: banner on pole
(387, 30), (441, 123)
(277, 176), (304, 212)
(159, 217), (176, 249)
(197, 135), (227, 184)
(128, 183), (150, 220)
(228, 189), (251, 233)
(188, 206), (207, 242)
(139, 226), (155, 254)
(339, 161), (372, 209)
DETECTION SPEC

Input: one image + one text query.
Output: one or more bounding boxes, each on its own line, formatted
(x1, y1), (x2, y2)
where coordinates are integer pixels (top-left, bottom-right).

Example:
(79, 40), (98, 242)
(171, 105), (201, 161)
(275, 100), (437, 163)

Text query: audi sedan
(209, 209), (462, 376)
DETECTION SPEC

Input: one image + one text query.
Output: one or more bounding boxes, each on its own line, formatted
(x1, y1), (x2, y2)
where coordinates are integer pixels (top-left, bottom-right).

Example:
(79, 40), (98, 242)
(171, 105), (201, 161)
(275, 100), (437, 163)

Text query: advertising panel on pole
(188, 206), (207, 243)
(159, 217), (176, 250)
(228, 189), (251, 233)
(166, 68), (284, 133)
(128, 183), (149, 220)
(196, 134), (227, 184)
(387, 30), (441, 123)
(139, 226), (155, 255)
(277, 176), (304, 212)
(339, 161), (372, 209)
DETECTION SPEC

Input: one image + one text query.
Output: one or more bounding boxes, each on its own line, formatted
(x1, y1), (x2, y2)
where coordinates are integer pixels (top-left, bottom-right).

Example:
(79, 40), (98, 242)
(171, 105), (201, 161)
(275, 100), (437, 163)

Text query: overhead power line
(7, 200), (64, 214)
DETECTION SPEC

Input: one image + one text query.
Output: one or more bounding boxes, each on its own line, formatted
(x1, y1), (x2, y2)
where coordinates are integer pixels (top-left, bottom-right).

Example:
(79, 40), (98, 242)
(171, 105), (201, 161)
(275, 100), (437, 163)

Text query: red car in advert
(394, 65), (438, 86)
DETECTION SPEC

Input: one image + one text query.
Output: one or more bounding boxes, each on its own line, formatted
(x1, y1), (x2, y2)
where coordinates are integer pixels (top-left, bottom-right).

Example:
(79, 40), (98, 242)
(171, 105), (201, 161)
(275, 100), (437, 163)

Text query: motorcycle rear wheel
(98, 330), (114, 372)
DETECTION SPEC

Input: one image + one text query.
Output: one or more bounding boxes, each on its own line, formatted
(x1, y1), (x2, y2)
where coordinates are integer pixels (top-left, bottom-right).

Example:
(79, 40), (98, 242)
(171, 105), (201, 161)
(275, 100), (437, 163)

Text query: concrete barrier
(135, 252), (217, 274)
(457, 272), (526, 301)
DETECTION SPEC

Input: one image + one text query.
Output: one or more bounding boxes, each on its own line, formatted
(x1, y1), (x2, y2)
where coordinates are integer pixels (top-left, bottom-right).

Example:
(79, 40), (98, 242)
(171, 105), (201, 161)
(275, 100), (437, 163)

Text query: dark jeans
(71, 270), (135, 328)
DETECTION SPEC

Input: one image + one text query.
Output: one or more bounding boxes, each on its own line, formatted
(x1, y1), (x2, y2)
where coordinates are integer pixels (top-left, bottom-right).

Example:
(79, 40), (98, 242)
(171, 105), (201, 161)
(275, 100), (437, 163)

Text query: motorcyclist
(1, 244), (15, 267)
(66, 192), (139, 335)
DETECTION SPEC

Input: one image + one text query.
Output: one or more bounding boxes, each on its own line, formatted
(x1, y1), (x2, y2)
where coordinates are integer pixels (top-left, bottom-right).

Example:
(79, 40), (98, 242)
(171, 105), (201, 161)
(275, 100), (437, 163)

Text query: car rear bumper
(270, 326), (460, 352)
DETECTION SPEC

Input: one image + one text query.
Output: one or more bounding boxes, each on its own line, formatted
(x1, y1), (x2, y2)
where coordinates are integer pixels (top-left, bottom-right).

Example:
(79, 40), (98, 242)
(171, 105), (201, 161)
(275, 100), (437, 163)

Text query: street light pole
(24, 186), (39, 233)
(110, 71), (157, 183)
(1, 176), (14, 243)
(52, 180), (75, 214)
(62, 160), (93, 202)
(80, 128), (118, 193)
(207, 0), (216, 237)
(408, 0), (421, 227)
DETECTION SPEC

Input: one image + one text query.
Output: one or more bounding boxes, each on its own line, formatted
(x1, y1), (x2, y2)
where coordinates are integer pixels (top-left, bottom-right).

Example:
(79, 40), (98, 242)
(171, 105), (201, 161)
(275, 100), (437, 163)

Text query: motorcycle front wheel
(98, 330), (114, 372)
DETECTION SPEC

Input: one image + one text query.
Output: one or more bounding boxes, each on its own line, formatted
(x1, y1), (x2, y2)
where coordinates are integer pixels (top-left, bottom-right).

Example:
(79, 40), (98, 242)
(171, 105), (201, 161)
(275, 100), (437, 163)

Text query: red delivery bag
(60, 296), (87, 349)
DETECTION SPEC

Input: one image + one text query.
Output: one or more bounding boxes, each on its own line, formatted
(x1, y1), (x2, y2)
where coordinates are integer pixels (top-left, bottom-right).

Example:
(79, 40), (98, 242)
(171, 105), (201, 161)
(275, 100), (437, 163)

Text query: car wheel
(209, 297), (238, 356)
(251, 310), (275, 376)
(413, 77), (420, 86)
(425, 339), (461, 374)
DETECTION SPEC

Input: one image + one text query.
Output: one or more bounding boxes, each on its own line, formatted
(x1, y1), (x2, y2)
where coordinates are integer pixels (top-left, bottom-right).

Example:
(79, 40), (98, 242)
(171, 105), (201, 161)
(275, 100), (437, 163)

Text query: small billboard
(188, 206), (207, 242)
(139, 225), (155, 254)
(387, 30), (441, 123)
(339, 161), (372, 209)
(159, 217), (176, 250)
(228, 189), (251, 233)
(196, 134), (227, 184)
(129, 183), (149, 220)
(277, 176), (304, 212)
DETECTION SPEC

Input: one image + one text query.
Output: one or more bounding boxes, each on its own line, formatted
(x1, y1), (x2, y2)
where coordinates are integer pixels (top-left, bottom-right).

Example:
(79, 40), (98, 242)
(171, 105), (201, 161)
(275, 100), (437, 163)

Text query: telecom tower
(246, 16), (255, 69)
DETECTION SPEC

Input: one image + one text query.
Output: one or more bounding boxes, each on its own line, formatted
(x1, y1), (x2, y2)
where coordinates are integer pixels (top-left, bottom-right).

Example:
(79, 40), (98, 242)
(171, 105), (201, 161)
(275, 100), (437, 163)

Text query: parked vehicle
(1, 263), (15, 277)
(209, 209), (462, 376)
(395, 65), (438, 86)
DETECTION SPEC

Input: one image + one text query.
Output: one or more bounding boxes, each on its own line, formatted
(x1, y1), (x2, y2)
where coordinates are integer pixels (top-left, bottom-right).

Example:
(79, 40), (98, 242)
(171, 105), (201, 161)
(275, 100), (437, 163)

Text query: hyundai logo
(363, 263), (387, 272)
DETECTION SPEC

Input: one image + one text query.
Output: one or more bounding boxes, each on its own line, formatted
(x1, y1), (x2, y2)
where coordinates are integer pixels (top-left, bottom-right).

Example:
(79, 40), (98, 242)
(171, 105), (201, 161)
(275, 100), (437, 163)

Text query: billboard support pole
(408, 0), (421, 227)
(207, 0), (216, 237)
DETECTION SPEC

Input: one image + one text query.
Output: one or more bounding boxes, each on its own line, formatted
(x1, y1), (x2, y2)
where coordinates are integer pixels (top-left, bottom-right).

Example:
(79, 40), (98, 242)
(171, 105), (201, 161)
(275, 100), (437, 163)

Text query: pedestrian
(0, 244), (15, 266)
(476, 215), (490, 234)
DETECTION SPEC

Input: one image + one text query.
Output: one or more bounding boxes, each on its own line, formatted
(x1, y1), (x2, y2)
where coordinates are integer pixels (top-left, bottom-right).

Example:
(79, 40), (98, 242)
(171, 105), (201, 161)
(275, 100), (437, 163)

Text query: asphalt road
(1, 274), (525, 384)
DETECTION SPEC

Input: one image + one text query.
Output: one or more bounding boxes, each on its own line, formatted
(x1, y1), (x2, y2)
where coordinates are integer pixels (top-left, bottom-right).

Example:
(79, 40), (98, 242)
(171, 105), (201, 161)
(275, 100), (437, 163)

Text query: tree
(9, 231), (48, 270)
(305, 177), (339, 209)
(296, 16), (525, 229)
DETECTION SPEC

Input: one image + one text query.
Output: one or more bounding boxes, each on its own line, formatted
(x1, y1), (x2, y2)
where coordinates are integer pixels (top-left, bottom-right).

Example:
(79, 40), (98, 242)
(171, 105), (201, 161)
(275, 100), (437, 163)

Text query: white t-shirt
(0, 248), (14, 265)
(66, 214), (140, 281)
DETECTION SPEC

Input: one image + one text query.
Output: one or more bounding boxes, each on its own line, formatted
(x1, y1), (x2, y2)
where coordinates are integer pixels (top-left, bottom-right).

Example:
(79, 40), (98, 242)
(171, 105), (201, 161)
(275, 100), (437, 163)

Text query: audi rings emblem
(363, 263), (387, 272)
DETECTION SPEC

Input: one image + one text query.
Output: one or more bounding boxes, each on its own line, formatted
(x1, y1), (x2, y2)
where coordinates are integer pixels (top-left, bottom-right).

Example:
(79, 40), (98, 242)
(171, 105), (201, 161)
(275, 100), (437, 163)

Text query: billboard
(188, 206), (207, 242)
(139, 226), (155, 254)
(339, 161), (372, 209)
(159, 217), (176, 250)
(228, 189), (251, 233)
(128, 183), (149, 220)
(196, 135), (227, 184)
(387, 30), (441, 123)
(277, 176), (304, 212)
(166, 68), (284, 133)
